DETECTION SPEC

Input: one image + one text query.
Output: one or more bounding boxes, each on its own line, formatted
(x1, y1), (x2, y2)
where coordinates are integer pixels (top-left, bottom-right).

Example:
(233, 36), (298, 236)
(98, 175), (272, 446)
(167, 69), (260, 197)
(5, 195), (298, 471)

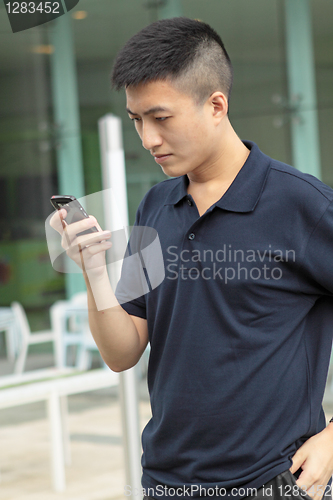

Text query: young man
(51, 17), (333, 500)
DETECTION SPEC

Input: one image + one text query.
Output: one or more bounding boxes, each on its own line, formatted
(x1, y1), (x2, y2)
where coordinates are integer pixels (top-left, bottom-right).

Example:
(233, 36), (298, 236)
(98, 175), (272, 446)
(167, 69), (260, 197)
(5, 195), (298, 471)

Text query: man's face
(125, 79), (223, 178)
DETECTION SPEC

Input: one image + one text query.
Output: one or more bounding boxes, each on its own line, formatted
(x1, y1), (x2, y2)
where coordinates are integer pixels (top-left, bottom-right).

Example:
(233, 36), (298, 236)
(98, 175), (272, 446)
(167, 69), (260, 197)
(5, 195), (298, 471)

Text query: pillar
(284, 0), (321, 178)
(49, 14), (86, 298)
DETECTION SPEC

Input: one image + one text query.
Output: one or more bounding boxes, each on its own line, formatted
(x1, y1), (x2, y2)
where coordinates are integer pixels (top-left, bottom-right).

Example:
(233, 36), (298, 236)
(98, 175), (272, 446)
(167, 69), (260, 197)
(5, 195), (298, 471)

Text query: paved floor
(1, 354), (333, 500)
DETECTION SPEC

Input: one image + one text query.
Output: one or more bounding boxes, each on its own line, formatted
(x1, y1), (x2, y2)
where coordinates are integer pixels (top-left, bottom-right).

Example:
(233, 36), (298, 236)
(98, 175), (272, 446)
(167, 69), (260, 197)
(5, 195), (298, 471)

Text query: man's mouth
(153, 154), (172, 164)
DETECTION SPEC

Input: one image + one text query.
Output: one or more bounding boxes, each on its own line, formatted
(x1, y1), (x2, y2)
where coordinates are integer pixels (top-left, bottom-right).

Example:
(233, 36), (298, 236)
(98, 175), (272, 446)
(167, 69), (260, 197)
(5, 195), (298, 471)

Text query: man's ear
(209, 92), (228, 122)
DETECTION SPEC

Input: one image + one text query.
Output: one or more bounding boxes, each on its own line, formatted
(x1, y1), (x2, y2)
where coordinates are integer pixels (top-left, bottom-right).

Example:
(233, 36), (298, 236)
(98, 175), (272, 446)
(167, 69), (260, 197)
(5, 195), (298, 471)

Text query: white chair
(11, 301), (59, 375)
(50, 292), (104, 370)
(0, 307), (18, 361)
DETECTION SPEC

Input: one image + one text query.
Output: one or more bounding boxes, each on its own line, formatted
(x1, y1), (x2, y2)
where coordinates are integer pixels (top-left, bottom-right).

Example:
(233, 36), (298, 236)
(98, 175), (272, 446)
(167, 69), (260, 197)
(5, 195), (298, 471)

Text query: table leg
(60, 395), (71, 465)
(47, 391), (66, 492)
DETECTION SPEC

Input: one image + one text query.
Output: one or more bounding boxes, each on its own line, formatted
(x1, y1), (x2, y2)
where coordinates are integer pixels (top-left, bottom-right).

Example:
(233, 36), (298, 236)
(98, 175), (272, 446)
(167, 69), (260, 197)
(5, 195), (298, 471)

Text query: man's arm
(85, 267), (149, 372)
(49, 208), (149, 372)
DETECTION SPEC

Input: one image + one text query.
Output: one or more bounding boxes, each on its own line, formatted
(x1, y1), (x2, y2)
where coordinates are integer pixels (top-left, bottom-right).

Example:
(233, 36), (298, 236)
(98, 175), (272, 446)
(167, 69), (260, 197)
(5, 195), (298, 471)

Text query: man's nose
(141, 124), (163, 151)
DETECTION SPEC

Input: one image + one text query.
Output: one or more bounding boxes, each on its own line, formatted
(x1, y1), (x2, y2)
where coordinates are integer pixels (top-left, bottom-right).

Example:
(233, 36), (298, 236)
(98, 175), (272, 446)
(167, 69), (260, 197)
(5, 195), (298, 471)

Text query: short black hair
(110, 17), (233, 106)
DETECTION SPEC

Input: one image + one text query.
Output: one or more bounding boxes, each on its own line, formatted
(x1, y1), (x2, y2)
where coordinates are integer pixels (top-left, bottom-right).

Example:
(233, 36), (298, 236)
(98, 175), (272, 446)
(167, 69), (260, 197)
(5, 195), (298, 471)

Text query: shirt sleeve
(302, 199), (333, 296)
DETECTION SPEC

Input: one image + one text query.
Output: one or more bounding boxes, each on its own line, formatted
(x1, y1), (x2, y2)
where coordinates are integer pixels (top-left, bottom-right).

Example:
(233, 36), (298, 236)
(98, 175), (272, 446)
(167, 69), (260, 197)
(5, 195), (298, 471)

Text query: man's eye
(130, 116), (169, 122)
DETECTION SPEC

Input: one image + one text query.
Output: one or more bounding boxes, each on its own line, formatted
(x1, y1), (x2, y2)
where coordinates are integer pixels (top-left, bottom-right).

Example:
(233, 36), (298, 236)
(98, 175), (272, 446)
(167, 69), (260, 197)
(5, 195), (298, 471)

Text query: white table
(0, 368), (119, 491)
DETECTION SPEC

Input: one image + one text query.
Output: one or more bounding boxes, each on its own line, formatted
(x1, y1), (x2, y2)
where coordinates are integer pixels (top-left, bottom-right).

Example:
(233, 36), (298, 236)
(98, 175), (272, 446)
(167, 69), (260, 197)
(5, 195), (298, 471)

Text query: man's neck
(187, 128), (250, 200)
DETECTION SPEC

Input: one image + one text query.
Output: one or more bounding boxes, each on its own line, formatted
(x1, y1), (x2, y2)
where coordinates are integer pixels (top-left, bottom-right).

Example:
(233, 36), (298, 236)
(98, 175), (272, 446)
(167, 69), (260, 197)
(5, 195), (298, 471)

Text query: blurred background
(0, 0), (332, 328)
(0, 0), (332, 498)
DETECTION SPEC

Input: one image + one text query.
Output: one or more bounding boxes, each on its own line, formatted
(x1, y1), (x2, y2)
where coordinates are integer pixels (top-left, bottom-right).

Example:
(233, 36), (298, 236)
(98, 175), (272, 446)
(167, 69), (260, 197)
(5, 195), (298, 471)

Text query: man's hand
(290, 423), (333, 500)
(49, 208), (112, 278)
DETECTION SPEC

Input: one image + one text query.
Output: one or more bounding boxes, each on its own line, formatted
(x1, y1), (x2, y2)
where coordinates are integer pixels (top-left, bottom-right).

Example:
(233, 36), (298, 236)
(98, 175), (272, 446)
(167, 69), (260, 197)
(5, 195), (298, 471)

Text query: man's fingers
(61, 215), (99, 242)
(67, 240), (112, 271)
(295, 470), (329, 500)
(79, 240), (112, 258)
(90, 217), (103, 232)
(297, 481), (326, 500)
(63, 229), (111, 252)
(59, 217), (103, 250)
(49, 209), (67, 234)
(76, 229), (111, 248)
(290, 448), (306, 475)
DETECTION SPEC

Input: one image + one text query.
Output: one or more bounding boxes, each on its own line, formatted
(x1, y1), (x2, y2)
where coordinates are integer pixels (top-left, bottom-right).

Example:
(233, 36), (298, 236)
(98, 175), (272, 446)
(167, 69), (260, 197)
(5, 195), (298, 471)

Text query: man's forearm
(83, 269), (143, 372)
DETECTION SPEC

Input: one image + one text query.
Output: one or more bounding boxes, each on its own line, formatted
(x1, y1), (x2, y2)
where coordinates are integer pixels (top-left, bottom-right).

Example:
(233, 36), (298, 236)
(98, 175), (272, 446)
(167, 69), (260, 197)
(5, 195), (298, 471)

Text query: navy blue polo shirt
(116, 141), (333, 499)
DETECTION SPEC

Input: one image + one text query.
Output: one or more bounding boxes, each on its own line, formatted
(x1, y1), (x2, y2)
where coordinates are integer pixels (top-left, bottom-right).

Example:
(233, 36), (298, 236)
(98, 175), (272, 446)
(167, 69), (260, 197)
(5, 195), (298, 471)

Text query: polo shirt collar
(163, 141), (271, 213)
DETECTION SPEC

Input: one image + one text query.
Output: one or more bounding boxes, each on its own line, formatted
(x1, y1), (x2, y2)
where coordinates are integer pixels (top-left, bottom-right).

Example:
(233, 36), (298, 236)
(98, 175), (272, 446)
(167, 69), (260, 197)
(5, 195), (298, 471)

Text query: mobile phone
(50, 195), (99, 236)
